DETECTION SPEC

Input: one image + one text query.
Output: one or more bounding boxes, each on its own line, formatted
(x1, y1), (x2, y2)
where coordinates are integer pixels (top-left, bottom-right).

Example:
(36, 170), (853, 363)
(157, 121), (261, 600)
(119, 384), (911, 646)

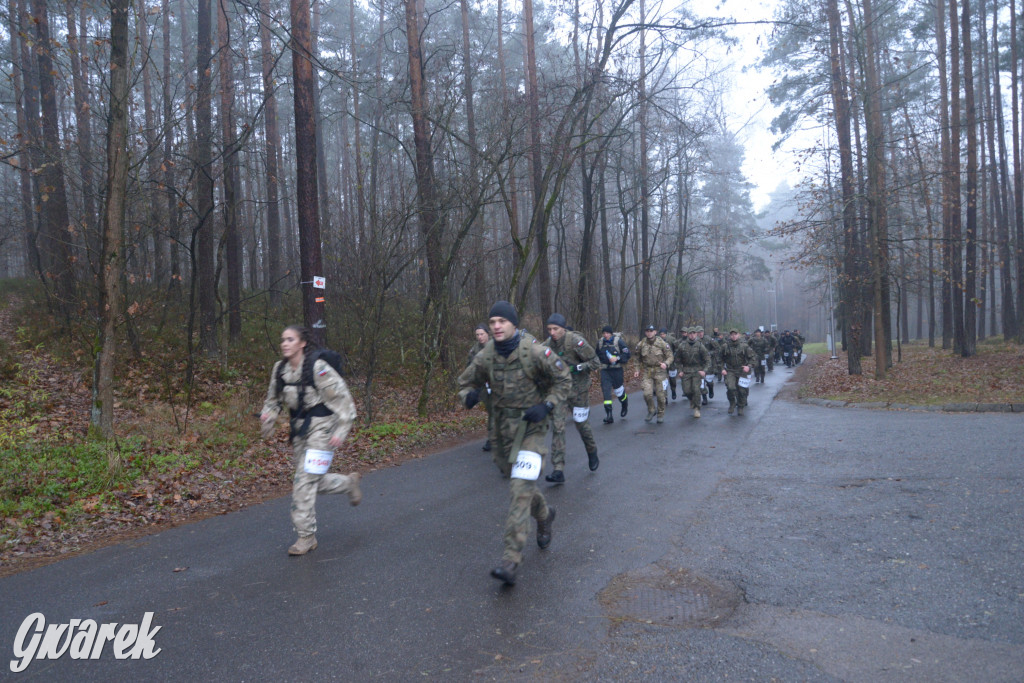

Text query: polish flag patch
(544, 348), (552, 357)
(577, 339), (585, 347)
(318, 368), (329, 376)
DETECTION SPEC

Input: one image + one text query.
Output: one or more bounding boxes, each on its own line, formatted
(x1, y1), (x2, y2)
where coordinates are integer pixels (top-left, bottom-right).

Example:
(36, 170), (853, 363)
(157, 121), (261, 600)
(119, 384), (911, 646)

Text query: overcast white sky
(709, 0), (808, 211)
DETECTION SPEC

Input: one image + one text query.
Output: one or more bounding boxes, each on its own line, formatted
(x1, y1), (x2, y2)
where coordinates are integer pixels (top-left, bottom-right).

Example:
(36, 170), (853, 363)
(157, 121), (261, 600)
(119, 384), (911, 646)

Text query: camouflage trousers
(291, 417), (359, 537)
(723, 370), (751, 408)
(493, 407), (551, 565)
(641, 368), (668, 418)
(550, 381), (597, 471)
(681, 373), (703, 409)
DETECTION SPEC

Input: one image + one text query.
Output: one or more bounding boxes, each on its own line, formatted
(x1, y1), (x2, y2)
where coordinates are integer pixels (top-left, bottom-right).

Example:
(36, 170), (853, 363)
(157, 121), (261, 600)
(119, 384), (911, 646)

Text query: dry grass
(799, 339), (1024, 405)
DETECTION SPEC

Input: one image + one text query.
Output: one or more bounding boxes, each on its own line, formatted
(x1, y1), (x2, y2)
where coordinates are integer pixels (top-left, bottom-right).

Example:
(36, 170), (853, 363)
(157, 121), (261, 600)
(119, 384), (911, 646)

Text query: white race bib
(510, 450), (542, 480)
(761, 359), (767, 366)
(662, 379), (669, 392)
(613, 385), (625, 398)
(572, 406), (590, 423)
(738, 376), (752, 388)
(705, 374), (713, 384)
(668, 369), (678, 378)
(303, 448), (333, 475)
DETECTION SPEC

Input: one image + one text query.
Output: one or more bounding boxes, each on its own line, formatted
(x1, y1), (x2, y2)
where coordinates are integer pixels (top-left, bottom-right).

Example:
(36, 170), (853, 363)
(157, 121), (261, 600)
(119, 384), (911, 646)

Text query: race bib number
(738, 376), (752, 388)
(572, 406), (590, 423)
(784, 352), (790, 357)
(705, 374), (713, 384)
(662, 379), (669, 392)
(668, 369), (678, 378)
(510, 450), (542, 480)
(303, 448), (333, 475)
(613, 385), (625, 398)
(761, 359), (767, 366)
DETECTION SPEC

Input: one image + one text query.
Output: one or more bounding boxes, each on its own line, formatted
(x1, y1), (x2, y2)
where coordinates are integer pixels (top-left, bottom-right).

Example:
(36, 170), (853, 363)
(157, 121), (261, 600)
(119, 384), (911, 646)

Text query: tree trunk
(960, 0), (977, 356)
(66, 5), (98, 280)
(827, 0), (861, 375)
(32, 0), (77, 317)
(290, 0), (326, 344)
(522, 0), (551, 318)
(638, 0), (650, 329)
(259, 0), (284, 306)
(93, 0), (130, 451)
(196, 0), (219, 355)
(949, 0), (965, 354)
(218, 0), (242, 341)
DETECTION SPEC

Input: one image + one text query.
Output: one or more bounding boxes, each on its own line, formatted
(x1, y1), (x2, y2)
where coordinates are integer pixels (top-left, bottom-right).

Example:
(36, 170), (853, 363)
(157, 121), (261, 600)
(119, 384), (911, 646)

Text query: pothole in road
(598, 563), (742, 628)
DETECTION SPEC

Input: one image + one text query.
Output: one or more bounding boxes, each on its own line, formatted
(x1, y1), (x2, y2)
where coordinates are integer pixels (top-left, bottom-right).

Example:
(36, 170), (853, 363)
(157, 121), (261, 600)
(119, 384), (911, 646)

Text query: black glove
(523, 401), (554, 423)
(464, 389), (480, 410)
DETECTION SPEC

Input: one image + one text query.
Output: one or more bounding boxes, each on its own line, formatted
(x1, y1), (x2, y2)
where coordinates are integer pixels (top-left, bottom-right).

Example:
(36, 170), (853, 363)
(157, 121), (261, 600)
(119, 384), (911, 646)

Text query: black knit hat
(602, 325), (614, 334)
(488, 301), (519, 327)
(546, 313), (567, 329)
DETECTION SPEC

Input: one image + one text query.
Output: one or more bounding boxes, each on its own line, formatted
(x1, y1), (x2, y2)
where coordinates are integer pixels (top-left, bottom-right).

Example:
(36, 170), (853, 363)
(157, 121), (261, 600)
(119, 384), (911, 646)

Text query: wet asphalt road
(2, 360), (1023, 681)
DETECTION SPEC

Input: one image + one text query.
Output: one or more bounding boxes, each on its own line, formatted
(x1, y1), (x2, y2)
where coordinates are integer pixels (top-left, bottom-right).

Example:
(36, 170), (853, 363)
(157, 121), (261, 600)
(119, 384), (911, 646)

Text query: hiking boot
(536, 507), (556, 549)
(693, 407), (701, 418)
(737, 406), (744, 416)
(545, 470), (566, 484)
(587, 449), (599, 471)
(645, 411), (655, 422)
(482, 440), (492, 452)
(656, 416), (664, 424)
(727, 404), (735, 415)
(620, 396), (629, 417)
(288, 534), (318, 556)
(603, 405), (614, 424)
(671, 389), (677, 401)
(347, 472), (362, 506)
(491, 561), (518, 585)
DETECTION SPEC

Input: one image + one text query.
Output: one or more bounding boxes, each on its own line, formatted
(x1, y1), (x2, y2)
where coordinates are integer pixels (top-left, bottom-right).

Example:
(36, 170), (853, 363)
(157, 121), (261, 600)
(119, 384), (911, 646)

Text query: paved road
(3, 362), (1023, 681)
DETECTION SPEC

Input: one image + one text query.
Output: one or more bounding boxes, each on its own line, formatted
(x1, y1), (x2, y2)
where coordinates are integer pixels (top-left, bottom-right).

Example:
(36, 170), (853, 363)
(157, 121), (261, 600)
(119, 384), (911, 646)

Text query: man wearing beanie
(596, 325), (630, 423)
(458, 301), (571, 586)
(542, 314), (601, 483)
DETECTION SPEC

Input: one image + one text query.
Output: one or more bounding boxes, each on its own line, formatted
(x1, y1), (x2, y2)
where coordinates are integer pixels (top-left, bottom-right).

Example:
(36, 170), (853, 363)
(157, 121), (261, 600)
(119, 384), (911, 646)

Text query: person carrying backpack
(260, 324), (361, 556)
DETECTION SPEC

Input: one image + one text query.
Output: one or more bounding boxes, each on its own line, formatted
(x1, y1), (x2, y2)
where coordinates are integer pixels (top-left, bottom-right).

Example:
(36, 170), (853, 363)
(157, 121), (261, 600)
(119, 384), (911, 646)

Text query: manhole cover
(599, 564), (741, 628)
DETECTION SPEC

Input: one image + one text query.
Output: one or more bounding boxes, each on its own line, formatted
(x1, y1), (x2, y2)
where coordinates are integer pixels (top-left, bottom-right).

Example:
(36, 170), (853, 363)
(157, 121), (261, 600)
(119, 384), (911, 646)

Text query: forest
(2, 0), (1023, 434)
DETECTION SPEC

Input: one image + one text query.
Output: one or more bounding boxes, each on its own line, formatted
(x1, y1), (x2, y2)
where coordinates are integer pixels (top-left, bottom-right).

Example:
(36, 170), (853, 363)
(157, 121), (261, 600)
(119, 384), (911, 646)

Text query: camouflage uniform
(700, 329), (719, 401)
(262, 358), (359, 539)
(635, 334), (672, 420)
(468, 340), (495, 444)
(721, 336), (757, 410)
(748, 334), (770, 383)
(543, 330), (601, 473)
(661, 332), (680, 400)
(765, 332), (777, 371)
(458, 333), (571, 565)
(674, 334), (711, 410)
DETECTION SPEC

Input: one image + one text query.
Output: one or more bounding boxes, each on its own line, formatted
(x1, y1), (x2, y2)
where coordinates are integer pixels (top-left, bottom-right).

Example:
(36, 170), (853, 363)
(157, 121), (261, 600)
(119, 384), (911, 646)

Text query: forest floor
(798, 339), (1024, 406)
(0, 291), (642, 577)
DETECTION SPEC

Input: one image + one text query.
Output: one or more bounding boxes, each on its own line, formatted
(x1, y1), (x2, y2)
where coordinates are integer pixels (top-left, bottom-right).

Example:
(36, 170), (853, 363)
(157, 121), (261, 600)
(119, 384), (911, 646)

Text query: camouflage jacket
(458, 332), (571, 411)
(673, 339), (711, 374)
(543, 330), (601, 388)
(720, 339), (757, 372)
(748, 336), (770, 357)
(263, 358), (357, 443)
(635, 336), (672, 369)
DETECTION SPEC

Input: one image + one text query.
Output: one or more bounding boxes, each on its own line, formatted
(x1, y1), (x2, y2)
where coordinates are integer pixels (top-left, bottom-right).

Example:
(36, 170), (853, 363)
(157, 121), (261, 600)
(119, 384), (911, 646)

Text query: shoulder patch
(576, 339), (585, 347)
(543, 348), (552, 357)
(555, 359), (565, 370)
(318, 368), (329, 377)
